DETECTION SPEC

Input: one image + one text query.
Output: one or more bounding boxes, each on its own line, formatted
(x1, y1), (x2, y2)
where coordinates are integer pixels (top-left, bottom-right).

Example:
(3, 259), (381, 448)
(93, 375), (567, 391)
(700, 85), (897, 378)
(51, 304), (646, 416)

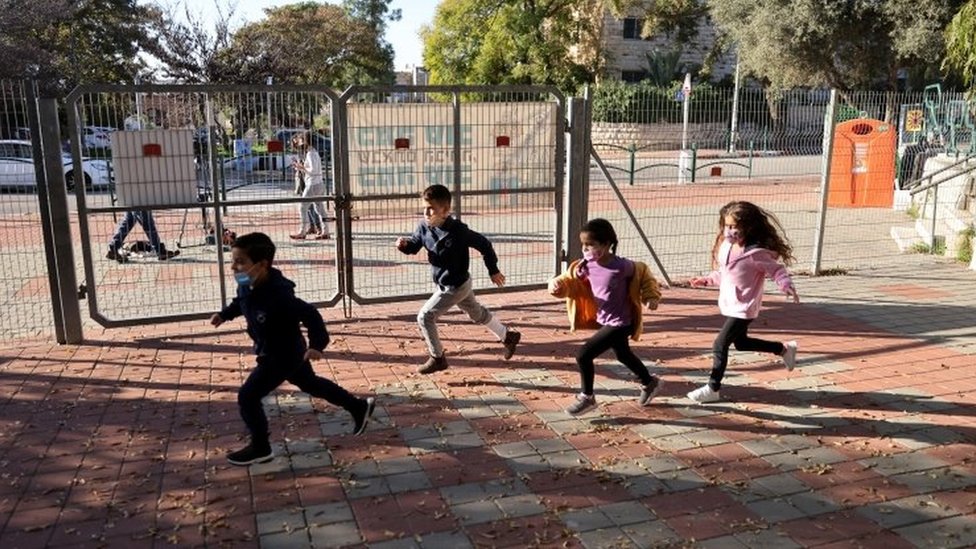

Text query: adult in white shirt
(289, 132), (330, 240)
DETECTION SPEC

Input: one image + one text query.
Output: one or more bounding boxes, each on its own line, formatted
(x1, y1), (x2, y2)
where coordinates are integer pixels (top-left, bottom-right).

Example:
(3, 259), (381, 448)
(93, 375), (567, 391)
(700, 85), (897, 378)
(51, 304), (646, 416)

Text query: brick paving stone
(893, 514), (976, 548)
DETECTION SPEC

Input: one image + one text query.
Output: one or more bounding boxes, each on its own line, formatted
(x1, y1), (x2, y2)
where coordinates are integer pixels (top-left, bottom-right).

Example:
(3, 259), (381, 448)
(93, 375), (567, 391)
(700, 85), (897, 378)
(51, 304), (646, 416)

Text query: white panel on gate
(110, 130), (197, 207)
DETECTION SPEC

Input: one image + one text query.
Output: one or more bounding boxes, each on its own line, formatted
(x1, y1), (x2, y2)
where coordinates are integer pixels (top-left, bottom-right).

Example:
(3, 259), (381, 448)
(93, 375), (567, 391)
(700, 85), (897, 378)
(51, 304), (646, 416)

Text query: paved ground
(1, 252), (975, 548)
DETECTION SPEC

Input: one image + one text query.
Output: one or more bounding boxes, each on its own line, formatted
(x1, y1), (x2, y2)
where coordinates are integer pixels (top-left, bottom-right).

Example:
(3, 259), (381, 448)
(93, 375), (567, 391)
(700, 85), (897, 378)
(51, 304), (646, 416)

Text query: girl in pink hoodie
(687, 201), (799, 403)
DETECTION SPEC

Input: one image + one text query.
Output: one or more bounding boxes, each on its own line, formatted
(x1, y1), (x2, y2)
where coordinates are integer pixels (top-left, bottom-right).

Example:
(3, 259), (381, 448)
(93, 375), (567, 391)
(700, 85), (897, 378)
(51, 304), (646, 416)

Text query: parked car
(0, 139), (112, 191)
(82, 125), (116, 149)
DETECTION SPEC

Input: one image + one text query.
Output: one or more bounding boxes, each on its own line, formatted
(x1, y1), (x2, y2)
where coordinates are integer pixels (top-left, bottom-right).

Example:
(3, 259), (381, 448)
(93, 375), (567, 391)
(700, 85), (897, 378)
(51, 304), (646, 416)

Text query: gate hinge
(333, 193), (353, 211)
(77, 283), (87, 299)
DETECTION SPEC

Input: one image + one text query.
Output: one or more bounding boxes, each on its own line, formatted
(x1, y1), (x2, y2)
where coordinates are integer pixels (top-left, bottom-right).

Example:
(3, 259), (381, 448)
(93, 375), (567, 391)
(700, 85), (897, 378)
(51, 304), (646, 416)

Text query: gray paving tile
(857, 494), (960, 529)
(304, 501), (354, 526)
(308, 520), (362, 548)
(494, 493), (546, 519)
(368, 537), (419, 549)
(560, 507), (615, 532)
(860, 451), (950, 476)
(386, 470), (433, 493)
(376, 456), (424, 476)
(598, 501), (654, 526)
(785, 491), (843, 516)
(620, 520), (681, 548)
(452, 499), (505, 525)
(745, 499), (806, 523)
(578, 526), (633, 549)
(894, 515), (976, 549)
(260, 530), (313, 549)
(417, 530), (474, 549)
(732, 528), (803, 548)
(890, 466), (976, 494)
(256, 509), (306, 535)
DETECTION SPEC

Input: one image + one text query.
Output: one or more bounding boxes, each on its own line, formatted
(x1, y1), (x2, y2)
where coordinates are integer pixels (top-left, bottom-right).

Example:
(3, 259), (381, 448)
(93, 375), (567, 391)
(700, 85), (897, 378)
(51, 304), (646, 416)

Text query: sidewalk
(1, 255), (975, 548)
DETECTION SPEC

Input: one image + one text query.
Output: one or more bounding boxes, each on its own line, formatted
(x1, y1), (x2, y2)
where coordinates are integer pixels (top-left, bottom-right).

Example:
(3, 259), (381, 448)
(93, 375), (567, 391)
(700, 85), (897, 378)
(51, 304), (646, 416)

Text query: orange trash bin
(828, 118), (896, 207)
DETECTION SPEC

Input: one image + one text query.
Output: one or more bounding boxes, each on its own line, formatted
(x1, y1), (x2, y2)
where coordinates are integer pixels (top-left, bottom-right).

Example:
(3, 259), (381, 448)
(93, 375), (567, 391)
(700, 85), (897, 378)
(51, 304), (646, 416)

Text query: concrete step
(890, 225), (925, 252)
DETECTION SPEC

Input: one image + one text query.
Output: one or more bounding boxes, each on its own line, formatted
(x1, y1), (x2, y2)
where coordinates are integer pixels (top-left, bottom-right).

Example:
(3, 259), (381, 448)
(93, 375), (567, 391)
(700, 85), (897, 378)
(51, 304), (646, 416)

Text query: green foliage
(421, 0), (599, 91)
(643, 50), (683, 86)
(944, 1), (976, 92)
(590, 79), (732, 124)
(706, 0), (965, 91)
(957, 225), (975, 263)
(0, 0), (156, 94)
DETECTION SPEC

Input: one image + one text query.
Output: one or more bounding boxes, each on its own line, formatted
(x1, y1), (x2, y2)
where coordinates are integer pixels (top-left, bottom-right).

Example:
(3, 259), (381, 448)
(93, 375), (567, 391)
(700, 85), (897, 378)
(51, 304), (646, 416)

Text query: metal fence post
(628, 143), (636, 186)
(452, 91), (463, 219)
(690, 143), (698, 183)
(565, 96), (591, 269)
(813, 89), (838, 275)
(36, 96), (84, 343)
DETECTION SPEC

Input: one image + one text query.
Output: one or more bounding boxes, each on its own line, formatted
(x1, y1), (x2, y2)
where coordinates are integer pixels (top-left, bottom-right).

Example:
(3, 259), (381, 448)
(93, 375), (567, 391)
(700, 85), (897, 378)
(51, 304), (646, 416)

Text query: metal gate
(60, 84), (566, 332)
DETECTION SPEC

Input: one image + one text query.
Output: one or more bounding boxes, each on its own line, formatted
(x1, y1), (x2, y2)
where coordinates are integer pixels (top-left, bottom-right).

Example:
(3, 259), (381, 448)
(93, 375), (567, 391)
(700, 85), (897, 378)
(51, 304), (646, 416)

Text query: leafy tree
(706, 0), (964, 91)
(143, 0), (237, 83)
(214, 2), (394, 86)
(341, 0), (401, 83)
(0, 0), (156, 94)
(944, 0), (976, 91)
(420, 0), (603, 91)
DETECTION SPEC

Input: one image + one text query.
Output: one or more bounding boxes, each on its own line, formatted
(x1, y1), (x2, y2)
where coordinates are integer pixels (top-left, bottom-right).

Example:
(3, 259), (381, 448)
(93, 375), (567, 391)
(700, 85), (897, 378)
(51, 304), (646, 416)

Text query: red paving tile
(3, 286), (976, 547)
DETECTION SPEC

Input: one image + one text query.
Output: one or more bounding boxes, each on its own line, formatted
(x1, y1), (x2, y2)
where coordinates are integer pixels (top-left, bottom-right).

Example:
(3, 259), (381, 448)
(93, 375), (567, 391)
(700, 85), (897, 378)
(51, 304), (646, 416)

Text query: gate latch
(77, 284), (87, 299)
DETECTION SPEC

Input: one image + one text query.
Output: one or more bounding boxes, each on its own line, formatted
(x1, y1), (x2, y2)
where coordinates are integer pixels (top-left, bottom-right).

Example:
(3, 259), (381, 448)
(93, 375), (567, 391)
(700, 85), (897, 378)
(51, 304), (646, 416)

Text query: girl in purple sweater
(687, 201), (799, 403)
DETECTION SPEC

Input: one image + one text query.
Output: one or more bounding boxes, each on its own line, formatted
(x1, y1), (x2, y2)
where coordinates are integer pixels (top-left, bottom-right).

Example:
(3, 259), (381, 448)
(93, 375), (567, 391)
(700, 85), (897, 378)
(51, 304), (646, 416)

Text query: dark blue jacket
(399, 216), (499, 288)
(218, 268), (328, 363)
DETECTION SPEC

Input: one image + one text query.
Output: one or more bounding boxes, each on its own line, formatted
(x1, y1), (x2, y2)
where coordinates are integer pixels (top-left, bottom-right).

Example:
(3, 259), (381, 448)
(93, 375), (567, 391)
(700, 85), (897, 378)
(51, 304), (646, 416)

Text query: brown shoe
(289, 231), (309, 240)
(502, 330), (521, 360)
(417, 355), (448, 374)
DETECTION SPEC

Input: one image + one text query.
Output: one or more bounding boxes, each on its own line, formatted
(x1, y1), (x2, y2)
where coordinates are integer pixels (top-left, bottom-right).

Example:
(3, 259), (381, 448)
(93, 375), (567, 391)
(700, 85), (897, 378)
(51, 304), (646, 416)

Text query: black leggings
(709, 317), (784, 390)
(239, 357), (362, 446)
(576, 324), (653, 395)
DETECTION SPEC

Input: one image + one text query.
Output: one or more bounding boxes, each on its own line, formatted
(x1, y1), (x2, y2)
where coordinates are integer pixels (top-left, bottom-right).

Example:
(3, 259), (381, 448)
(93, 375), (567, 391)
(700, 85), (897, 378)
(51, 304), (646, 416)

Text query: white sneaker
(687, 385), (720, 403)
(566, 393), (597, 415)
(782, 341), (797, 371)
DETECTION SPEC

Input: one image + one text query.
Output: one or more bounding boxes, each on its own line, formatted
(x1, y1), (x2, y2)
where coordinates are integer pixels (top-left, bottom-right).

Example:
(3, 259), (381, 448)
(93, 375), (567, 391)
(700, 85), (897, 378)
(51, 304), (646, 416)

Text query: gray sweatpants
(418, 278), (493, 357)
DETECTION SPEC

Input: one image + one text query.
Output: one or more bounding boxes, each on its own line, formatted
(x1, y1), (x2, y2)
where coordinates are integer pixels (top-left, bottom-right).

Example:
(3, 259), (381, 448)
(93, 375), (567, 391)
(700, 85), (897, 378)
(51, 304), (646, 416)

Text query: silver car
(0, 139), (112, 191)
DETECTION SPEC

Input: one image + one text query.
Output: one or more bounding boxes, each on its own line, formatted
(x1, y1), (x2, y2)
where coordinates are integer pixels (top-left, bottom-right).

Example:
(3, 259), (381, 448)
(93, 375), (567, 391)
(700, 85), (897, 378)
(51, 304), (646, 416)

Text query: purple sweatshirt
(705, 241), (794, 319)
(577, 256), (635, 327)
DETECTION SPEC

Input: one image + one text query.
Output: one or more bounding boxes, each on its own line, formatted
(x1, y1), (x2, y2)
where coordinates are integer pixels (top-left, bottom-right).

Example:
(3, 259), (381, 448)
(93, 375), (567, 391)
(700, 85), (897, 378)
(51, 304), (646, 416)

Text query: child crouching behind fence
(548, 218), (663, 416)
(210, 232), (374, 466)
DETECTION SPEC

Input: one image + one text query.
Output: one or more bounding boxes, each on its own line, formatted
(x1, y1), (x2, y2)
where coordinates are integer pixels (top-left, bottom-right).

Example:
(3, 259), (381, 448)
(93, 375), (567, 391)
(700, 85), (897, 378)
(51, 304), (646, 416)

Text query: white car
(0, 140), (113, 191)
(82, 126), (116, 149)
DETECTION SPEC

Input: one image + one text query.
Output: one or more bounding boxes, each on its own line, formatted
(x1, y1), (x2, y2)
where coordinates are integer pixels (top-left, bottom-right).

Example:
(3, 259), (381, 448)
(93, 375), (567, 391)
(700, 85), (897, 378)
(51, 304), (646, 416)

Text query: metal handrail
(908, 154), (976, 196)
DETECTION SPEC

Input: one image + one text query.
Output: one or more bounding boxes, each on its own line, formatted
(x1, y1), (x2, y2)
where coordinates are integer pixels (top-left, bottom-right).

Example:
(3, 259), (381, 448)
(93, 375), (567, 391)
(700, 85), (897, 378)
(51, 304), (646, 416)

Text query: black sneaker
(158, 249), (181, 261)
(417, 355), (448, 374)
(106, 248), (129, 263)
(351, 397), (375, 436)
(638, 375), (662, 406)
(502, 330), (521, 360)
(227, 443), (273, 466)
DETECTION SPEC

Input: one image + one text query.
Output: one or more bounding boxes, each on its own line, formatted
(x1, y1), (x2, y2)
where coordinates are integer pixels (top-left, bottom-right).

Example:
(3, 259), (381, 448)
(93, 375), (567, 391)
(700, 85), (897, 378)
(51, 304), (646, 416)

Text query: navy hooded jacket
(398, 216), (499, 288)
(218, 268), (328, 362)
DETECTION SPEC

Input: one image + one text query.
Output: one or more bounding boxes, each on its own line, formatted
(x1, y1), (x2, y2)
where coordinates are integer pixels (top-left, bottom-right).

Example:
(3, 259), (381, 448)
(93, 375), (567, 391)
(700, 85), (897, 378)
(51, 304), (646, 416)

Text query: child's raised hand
(688, 276), (708, 288)
(490, 272), (506, 287)
(395, 237), (409, 250)
(210, 313), (224, 327)
(548, 278), (564, 296)
(304, 348), (324, 361)
(785, 284), (800, 304)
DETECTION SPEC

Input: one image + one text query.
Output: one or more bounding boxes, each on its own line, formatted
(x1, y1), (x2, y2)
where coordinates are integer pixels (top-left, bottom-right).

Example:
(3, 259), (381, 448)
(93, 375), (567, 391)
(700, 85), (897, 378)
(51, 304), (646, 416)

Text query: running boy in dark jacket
(395, 184), (521, 374)
(211, 232), (375, 466)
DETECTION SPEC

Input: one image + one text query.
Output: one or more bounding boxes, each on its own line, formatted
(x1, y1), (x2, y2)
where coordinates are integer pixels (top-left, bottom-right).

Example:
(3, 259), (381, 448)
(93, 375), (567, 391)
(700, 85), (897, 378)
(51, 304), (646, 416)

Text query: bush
(590, 80), (732, 125)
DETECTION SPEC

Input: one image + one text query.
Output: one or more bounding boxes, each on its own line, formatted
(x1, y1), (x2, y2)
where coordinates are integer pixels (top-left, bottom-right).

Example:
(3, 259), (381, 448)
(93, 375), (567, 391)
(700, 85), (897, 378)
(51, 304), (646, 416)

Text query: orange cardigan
(548, 259), (661, 341)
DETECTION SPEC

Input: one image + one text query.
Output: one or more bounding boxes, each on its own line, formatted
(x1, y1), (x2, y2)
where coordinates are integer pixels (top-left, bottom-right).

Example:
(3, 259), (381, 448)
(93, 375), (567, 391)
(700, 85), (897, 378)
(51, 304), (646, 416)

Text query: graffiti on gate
(347, 102), (556, 197)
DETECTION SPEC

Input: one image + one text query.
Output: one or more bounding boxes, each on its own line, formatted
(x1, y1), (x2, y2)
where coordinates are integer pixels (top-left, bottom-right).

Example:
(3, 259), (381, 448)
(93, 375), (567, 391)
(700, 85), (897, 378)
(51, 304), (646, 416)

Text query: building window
(621, 71), (647, 83)
(623, 18), (644, 40)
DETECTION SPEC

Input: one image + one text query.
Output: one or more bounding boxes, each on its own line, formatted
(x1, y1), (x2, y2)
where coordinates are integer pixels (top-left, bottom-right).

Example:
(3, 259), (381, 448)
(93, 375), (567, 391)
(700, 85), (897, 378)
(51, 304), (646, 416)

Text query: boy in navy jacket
(212, 232), (374, 466)
(395, 184), (520, 374)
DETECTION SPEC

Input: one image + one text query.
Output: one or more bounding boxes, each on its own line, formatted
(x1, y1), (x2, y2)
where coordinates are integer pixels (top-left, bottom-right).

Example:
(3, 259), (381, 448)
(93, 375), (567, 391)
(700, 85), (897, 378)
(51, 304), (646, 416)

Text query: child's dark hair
(422, 184), (452, 208)
(581, 218), (619, 254)
(233, 232), (276, 264)
(711, 201), (794, 266)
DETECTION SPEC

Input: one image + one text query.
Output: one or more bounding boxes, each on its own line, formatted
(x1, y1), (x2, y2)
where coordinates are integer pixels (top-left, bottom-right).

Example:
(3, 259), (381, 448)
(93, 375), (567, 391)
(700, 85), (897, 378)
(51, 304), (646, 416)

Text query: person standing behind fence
(394, 184), (521, 374)
(686, 201), (799, 404)
(289, 132), (330, 240)
(210, 232), (375, 465)
(548, 218), (662, 415)
(106, 210), (180, 262)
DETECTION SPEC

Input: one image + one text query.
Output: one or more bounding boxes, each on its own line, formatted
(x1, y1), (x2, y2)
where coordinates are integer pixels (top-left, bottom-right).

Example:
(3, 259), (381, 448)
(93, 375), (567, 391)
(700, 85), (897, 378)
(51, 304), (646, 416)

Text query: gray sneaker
(638, 376), (662, 406)
(566, 393), (597, 415)
(417, 355), (448, 374)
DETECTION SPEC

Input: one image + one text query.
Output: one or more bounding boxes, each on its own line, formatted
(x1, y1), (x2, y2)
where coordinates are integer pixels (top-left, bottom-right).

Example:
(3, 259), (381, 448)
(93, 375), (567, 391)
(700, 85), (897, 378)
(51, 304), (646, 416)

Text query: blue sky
(165, 0), (440, 70)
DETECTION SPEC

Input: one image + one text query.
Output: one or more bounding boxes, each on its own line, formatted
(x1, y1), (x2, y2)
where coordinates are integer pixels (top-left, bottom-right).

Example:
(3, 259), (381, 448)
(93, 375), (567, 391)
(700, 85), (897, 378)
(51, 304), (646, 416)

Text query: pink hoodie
(704, 241), (794, 319)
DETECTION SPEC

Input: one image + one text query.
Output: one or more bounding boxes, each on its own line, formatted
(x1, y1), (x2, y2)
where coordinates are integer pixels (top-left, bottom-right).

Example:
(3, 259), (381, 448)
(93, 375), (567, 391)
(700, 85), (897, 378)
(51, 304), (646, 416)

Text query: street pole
(729, 60), (740, 154)
(679, 73), (692, 183)
(266, 76), (273, 139)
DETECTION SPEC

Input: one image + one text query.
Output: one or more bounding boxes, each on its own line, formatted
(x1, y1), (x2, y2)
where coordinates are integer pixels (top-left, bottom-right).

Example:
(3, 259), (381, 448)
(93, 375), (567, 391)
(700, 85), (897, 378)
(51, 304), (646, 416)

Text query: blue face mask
(234, 271), (252, 287)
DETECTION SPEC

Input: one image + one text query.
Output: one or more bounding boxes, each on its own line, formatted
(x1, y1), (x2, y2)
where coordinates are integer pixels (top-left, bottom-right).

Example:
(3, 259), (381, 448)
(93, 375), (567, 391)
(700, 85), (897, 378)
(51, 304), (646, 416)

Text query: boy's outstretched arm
(395, 224), (424, 255)
(295, 299), (329, 354)
(212, 296), (242, 326)
(466, 228), (501, 278)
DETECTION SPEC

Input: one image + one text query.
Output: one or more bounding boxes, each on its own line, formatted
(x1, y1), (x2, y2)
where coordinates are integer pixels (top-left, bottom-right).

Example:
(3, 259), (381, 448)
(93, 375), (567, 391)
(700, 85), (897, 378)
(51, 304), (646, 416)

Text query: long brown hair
(710, 201), (795, 266)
